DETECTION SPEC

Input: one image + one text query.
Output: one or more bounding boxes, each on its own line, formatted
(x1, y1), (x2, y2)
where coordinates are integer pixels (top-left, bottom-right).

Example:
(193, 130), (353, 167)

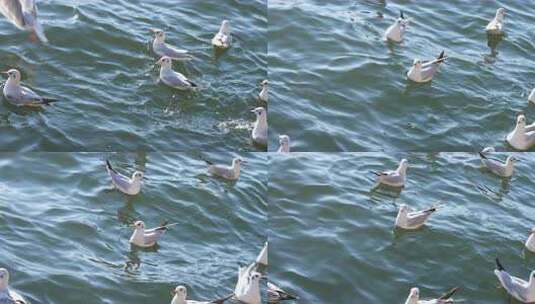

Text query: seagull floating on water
(404, 287), (458, 304)
(170, 285), (232, 304)
(267, 282), (298, 303)
(233, 263), (262, 304)
(0, 0), (47, 42)
(258, 80), (268, 102)
(278, 135), (290, 153)
(384, 11), (409, 42)
(486, 8), (506, 34)
(506, 114), (535, 151)
(494, 258), (535, 303)
(129, 220), (169, 248)
(150, 29), (193, 61)
(371, 158), (408, 188)
(479, 148), (516, 178)
(256, 242), (268, 266)
(251, 107), (268, 146)
(0, 268), (27, 304)
(156, 56), (197, 90)
(2, 69), (57, 106)
(407, 51), (447, 83)
(395, 203), (437, 230)
(106, 160), (144, 195)
(528, 87), (535, 104)
(526, 228), (535, 253)
(206, 157), (244, 181)
(212, 20), (231, 49)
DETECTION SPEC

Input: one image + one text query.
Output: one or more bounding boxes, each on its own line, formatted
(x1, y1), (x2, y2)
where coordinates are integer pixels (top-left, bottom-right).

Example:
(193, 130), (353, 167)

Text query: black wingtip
(370, 170), (380, 176)
(42, 98), (58, 105)
(400, 10), (405, 19)
(438, 50), (445, 59)
(106, 160), (113, 171)
(496, 257), (505, 271)
(479, 151), (488, 159)
(439, 287), (459, 300)
(210, 293), (234, 304)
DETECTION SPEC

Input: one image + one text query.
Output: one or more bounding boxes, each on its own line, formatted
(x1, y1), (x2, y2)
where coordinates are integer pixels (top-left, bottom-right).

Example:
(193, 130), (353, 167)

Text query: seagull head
(409, 287), (419, 299)
(412, 59), (422, 68)
(279, 134), (290, 146)
(496, 7), (506, 19)
(232, 157), (246, 167)
(531, 227), (535, 235)
(400, 159), (409, 169)
(260, 79), (268, 87)
(516, 114), (526, 127)
(0, 268), (9, 290)
(133, 221), (145, 230)
(132, 171), (144, 181)
(506, 156), (517, 164)
(251, 107), (266, 118)
(219, 20), (231, 34)
(171, 285), (187, 300)
(2, 69), (21, 82)
(156, 56), (173, 69)
(250, 271), (262, 284)
(150, 28), (166, 42)
(399, 204), (409, 214)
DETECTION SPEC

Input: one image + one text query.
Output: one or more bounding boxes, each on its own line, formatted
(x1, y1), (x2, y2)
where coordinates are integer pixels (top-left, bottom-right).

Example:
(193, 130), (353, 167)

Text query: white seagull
(486, 8), (506, 34)
(251, 107), (268, 146)
(207, 157), (244, 181)
(407, 51), (447, 83)
(371, 158), (408, 187)
(528, 87), (535, 104)
(0, 0), (47, 42)
(259, 80), (268, 102)
(0, 268), (28, 304)
(170, 285), (231, 304)
(256, 242), (268, 266)
(494, 258), (535, 303)
(404, 287), (459, 304)
(395, 204), (437, 230)
(506, 114), (535, 151)
(234, 263), (262, 304)
(156, 56), (197, 90)
(2, 69), (57, 106)
(526, 228), (535, 253)
(479, 148), (516, 178)
(150, 29), (193, 61)
(278, 135), (290, 153)
(384, 11), (410, 42)
(267, 282), (298, 303)
(129, 220), (169, 248)
(211, 20), (231, 49)
(106, 160), (144, 196)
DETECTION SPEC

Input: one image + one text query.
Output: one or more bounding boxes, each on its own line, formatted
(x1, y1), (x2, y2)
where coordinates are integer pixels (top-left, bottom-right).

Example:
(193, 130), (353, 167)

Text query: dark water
(269, 152), (535, 303)
(269, 0), (535, 151)
(0, 0), (267, 151)
(0, 152), (267, 303)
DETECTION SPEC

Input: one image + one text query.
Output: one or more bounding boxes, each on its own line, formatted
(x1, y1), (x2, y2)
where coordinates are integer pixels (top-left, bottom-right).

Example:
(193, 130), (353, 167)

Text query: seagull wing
(0, 0), (25, 28)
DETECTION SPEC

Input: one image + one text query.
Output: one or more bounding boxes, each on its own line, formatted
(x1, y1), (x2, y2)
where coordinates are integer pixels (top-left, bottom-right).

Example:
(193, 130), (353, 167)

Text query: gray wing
(0, 290), (17, 304)
(208, 165), (232, 178)
(407, 209), (434, 226)
(161, 72), (194, 88)
(482, 158), (506, 175)
(0, 0), (25, 28)
(108, 168), (132, 190)
(20, 86), (43, 104)
(142, 229), (165, 245)
(161, 44), (190, 59)
(495, 270), (529, 302)
(420, 62), (441, 80)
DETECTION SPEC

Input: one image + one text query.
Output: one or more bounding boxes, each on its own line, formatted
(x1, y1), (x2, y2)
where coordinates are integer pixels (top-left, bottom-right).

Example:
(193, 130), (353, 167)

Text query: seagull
(2, 69), (57, 106)
(529, 87), (535, 104)
(258, 80), (268, 102)
(0, 0), (47, 42)
(129, 220), (169, 248)
(234, 263), (262, 304)
(106, 160), (144, 196)
(170, 285), (232, 304)
(479, 148), (516, 177)
(395, 204), (437, 230)
(407, 51), (447, 83)
(256, 242), (268, 266)
(156, 56), (197, 90)
(251, 107), (268, 146)
(404, 287), (458, 304)
(267, 282), (298, 303)
(494, 258), (535, 303)
(526, 228), (535, 253)
(371, 158), (408, 187)
(506, 114), (535, 151)
(384, 10), (410, 42)
(150, 29), (193, 61)
(278, 135), (290, 153)
(0, 268), (28, 304)
(211, 20), (231, 49)
(486, 8), (506, 34)
(206, 157), (244, 181)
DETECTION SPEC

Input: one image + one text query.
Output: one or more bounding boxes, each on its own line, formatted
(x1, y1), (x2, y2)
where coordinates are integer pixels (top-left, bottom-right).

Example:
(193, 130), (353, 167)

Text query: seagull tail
(370, 170), (381, 176)
(496, 257), (505, 271)
(106, 160), (118, 175)
(41, 98), (58, 105)
(33, 22), (48, 44)
(435, 50), (447, 64)
(188, 80), (198, 88)
(156, 220), (169, 231)
(199, 154), (214, 165)
(210, 293), (234, 304)
(439, 287), (459, 300)
(400, 10), (404, 19)
(479, 151), (488, 159)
